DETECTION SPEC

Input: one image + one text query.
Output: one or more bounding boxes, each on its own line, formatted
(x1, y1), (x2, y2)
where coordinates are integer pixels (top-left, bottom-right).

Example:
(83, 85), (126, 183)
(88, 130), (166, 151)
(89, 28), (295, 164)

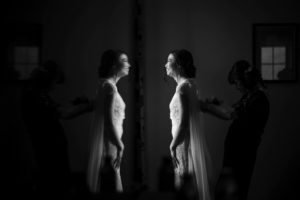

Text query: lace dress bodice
(169, 81), (191, 180)
(170, 88), (182, 137)
(111, 87), (126, 139)
(103, 81), (126, 157)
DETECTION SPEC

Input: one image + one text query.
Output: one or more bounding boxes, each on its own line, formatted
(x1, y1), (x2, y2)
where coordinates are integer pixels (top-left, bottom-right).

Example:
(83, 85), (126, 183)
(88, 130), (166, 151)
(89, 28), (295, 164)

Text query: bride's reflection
(86, 49), (131, 193)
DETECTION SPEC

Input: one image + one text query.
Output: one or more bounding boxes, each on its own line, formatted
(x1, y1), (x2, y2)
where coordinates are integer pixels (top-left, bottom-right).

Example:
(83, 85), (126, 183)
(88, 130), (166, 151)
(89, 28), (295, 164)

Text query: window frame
(253, 23), (298, 83)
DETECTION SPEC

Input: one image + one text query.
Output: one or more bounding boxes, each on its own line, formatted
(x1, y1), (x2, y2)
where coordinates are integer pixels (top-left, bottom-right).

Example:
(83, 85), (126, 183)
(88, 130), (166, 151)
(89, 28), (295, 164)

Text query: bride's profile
(164, 49), (212, 200)
(86, 49), (131, 193)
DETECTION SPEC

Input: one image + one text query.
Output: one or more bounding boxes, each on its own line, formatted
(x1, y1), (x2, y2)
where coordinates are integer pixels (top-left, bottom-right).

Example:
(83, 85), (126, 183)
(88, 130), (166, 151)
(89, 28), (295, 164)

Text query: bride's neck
(175, 76), (187, 85)
(107, 76), (120, 85)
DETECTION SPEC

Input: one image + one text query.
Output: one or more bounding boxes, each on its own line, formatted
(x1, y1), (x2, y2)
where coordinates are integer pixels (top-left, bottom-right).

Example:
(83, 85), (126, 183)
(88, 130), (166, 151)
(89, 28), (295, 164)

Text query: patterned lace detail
(170, 92), (182, 136)
(111, 89), (125, 138)
(169, 81), (190, 184)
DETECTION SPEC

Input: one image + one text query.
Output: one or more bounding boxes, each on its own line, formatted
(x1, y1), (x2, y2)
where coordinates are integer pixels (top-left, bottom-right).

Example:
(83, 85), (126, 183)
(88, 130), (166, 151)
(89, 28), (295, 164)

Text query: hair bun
(171, 49), (196, 78)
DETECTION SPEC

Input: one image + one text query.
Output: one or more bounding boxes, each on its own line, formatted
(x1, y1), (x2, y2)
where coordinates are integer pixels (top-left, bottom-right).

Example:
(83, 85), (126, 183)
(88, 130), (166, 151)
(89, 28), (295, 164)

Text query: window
(13, 46), (40, 80)
(4, 23), (42, 81)
(253, 24), (297, 82)
(261, 46), (286, 80)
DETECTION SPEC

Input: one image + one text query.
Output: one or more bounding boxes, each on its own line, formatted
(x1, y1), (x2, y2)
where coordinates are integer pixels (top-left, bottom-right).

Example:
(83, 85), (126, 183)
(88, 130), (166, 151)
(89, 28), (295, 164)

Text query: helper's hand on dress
(206, 96), (223, 105)
(71, 95), (94, 112)
(202, 96), (224, 108)
(170, 145), (179, 169)
(199, 96), (223, 112)
(114, 142), (124, 169)
(59, 95), (92, 119)
(71, 95), (90, 105)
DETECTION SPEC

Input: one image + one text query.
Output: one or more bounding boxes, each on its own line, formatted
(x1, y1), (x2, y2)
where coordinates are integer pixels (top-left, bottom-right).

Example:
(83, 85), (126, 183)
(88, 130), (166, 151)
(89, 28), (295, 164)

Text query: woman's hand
(113, 142), (124, 169)
(199, 96), (224, 112)
(205, 96), (223, 105)
(170, 145), (179, 169)
(71, 95), (89, 105)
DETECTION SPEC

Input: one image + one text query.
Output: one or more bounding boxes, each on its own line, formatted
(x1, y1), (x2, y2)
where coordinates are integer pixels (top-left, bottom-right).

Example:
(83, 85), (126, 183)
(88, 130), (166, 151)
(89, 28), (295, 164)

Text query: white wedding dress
(87, 79), (125, 193)
(170, 79), (212, 200)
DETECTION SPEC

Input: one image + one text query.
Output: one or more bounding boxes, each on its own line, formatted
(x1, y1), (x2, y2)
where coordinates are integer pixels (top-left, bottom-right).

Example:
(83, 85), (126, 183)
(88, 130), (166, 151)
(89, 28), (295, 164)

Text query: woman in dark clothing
(21, 60), (90, 196)
(203, 60), (270, 200)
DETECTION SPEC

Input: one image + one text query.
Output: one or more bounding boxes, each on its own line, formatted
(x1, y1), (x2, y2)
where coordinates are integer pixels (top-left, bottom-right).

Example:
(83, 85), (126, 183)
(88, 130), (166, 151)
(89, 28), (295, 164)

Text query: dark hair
(228, 60), (265, 89)
(98, 49), (126, 78)
(170, 49), (196, 78)
(30, 60), (65, 88)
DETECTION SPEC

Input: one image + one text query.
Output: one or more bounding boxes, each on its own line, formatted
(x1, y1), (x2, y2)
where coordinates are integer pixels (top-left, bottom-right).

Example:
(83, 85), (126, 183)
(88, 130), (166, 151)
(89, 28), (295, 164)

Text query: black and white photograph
(2, 0), (300, 200)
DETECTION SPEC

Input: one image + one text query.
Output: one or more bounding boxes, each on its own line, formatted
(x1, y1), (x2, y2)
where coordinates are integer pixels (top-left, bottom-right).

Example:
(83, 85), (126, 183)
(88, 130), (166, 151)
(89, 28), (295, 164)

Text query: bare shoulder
(178, 81), (194, 95)
(99, 81), (116, 95)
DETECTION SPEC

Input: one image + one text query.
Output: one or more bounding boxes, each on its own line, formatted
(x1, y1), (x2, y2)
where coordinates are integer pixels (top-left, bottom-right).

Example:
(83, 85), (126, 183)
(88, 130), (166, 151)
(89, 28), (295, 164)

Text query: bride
(87, 49), (131, 193)
(165, 49), (212, 200)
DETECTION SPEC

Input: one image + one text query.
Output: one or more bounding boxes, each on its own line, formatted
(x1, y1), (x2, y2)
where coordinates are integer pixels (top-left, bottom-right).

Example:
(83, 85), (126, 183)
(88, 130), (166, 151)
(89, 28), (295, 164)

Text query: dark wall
(3, 0), (300, 199)
(144, 0), (300, 199)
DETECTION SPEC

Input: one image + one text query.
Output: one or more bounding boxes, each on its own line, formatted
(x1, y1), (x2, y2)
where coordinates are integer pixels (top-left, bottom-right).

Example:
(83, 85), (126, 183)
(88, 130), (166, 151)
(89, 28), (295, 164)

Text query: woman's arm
(206, 103), (233, 120)
(59, 102), (92, 119)
(59, 95), (94, 120)
(200, 98), (234, 120)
